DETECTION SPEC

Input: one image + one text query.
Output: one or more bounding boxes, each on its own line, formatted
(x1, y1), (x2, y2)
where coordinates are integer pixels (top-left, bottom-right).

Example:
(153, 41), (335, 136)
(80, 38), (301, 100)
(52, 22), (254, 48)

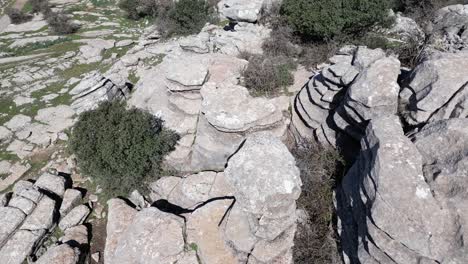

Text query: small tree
(70, 101), (179, 197)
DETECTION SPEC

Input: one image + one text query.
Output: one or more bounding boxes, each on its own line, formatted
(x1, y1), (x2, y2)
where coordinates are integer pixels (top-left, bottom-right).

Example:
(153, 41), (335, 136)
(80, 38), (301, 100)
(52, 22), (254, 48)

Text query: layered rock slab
(337, 115), (461, 264)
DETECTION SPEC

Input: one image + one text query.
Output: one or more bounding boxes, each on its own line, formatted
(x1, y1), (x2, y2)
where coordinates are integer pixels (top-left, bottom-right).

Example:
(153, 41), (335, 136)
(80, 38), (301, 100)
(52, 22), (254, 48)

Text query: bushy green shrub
(70, 101), (179, 197)
(241, 53), (296, 97)
(280, 0), (391, 40)
(47, 12), (80, 34)
(6, 8), (32, 24)
(28, 0), (51, 14)
(161, 0), (213, 36)
(118, 0), (162, 20)
(292, 140), (344, 264)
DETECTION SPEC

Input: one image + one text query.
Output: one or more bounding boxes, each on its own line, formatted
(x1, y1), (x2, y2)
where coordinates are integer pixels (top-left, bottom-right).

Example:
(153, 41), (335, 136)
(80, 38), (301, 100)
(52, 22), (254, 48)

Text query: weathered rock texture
(290, 46), (400, 157)
(0, 173), (87, 264)
(105, 133), (301, 264)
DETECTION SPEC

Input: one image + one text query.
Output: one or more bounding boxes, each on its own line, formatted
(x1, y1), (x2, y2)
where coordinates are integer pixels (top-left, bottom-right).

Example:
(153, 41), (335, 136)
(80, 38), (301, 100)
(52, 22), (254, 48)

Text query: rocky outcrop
(337, 116), (462, 263)
(105, 133), (301, 264)
(70, 71), (131, 114)
(290, 46), (400, 155)
(0, 173), (89, 264)
(400, 51), (468, 126)
(130, 48), (289, 172)
(218, 0), (264, 22)
(430, 4), (468, 52)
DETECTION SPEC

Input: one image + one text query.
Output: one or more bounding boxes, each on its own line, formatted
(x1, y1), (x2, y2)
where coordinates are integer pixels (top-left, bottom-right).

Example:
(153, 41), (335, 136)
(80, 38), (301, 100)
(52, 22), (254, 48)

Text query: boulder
(7, 196), (36, 215)
(337, 115), (461, 263)
(186, 199), (238, 264)
(34, 173), (66, 197)
(0, 207), (26, 245)
(0, 229), (45, 264)
(59, 189), (83, 216)
(60, 225), (89, 246)
(59, 205), (91, 231)
(35, 244), (80, 264)
(224, 132), (301, 262)
(430, 4), (468, 51)
(70, 71), (130, 114)
(218, 0), (264, 22)
(400, 51), (468, 125)
(111, 208), (186, 264)
(21, 195), (56, 231)
(201, 83), (289, 133)
(412, 118), (468, 259)
(104, 199), (137, 264)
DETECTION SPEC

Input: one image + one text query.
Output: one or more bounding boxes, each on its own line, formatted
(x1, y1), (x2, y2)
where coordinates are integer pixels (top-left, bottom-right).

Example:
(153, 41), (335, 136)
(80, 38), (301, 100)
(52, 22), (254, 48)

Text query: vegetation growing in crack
(240, 52), (296, 97)
(292, 140), (345, 264)
(69, 101), (179, 198)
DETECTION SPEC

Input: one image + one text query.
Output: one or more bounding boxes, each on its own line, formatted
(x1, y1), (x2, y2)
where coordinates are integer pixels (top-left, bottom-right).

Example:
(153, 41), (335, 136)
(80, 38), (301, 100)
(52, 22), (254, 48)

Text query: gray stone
(115, 39), (134, 47)
(0, 207), (26, 245)
(21, 195), (56, 231)
(60, 225), (89, 246)
(0, 126), (12, 143)
(111, 208), (186, 264)
(35, 105), (75, 133)
(400, 51), (468, 125)
(430, 4), (468, 51)
(59, 205), (91, 231)
(8, 195), (36, 215)
(4, 114), (31, 132)
(35, 244), (80, 264)
(34, 173), (66, 197)
(338, 115), (461, 263)
(128, 190), (147, 209)
(165, 58), (209, 90)
(104, 199), (137, 264)
(0, 229), (45, 264)
(0, 160), (11, 175)
(218, 0), (264, 22)
(59, 189), (82, 216)
(201, 83), (289, 133)
(186, 199), (238, 264)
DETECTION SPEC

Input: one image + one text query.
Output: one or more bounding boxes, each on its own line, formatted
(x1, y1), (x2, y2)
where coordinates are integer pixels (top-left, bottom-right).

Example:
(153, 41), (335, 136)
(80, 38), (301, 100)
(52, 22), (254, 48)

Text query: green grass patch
(128, 70), (139, 84)
(0, 98), (21, 125)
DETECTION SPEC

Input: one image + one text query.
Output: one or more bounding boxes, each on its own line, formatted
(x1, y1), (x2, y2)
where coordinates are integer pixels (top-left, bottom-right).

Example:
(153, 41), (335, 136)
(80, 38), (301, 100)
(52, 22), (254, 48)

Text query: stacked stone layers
(0, 173), (88, 264)
(105, 133), (302, 264)
(291, 46), (400, 153)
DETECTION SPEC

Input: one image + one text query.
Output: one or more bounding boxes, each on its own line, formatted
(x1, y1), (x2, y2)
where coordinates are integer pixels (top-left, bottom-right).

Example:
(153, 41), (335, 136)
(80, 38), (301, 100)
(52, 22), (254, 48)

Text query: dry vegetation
(292, 140), (345, 264)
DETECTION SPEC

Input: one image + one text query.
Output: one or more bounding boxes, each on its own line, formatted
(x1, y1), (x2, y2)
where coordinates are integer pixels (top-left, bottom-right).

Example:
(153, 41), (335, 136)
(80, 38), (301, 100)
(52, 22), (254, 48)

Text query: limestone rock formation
(337, 116), (461, 263)
(106, 133), (302, 264)
(430, 4), (468, 51)
(70, 71), (131, 114)
(400, 51), (468, 126)
(0, 174), (87, 264)
(290, 46), (400, 155)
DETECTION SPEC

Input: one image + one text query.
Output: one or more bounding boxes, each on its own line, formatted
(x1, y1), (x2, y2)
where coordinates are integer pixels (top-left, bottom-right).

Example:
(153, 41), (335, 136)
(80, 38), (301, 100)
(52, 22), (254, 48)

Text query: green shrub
(47, 12), (80, 34)
(118, 0), (161, 20)
(241, 53), (296, 97)
(292, 140), (344, 264)
(280, 0), (391, 40)
(28, 0), (51, 14)
(161, 0), (213, 36)
(70, 101), (179, 197)
(6, 8), (32, 24)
